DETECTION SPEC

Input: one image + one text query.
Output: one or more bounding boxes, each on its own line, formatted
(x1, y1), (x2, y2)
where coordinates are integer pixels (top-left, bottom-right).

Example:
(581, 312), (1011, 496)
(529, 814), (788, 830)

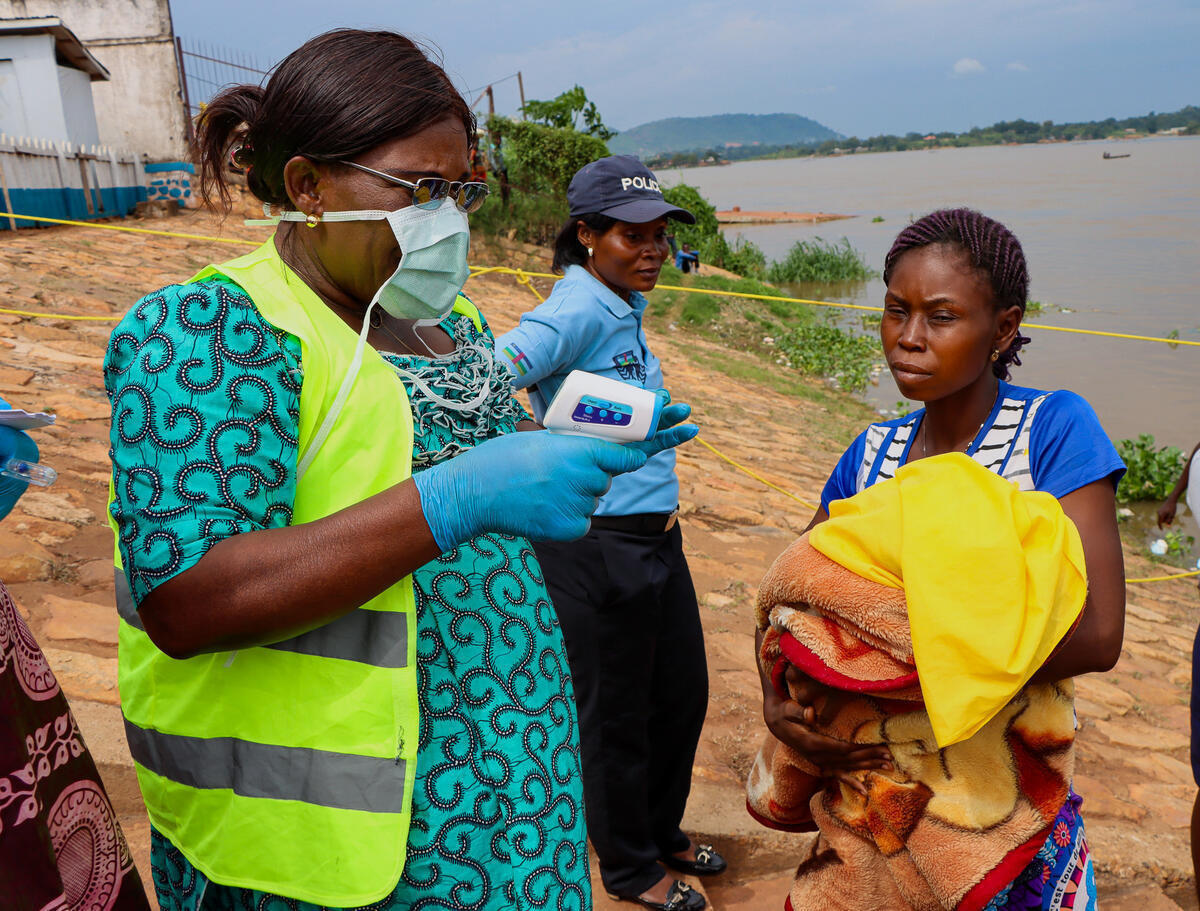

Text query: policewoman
(104, 33), (694, 911)
(495, 156), (722, 911)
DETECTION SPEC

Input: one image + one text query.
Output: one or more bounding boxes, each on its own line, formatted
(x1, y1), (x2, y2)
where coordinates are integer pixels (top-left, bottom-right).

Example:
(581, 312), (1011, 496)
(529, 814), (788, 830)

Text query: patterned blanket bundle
(747, 455), (1087, 911)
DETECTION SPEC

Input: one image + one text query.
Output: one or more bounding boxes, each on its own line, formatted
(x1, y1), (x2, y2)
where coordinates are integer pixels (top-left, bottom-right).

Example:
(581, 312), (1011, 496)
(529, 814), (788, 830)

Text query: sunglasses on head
(341, 160), (490, 213)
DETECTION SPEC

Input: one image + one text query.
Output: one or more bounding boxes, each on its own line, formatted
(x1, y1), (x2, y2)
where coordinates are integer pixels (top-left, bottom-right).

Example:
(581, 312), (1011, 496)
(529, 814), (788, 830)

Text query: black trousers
(534, 523), (709, 896)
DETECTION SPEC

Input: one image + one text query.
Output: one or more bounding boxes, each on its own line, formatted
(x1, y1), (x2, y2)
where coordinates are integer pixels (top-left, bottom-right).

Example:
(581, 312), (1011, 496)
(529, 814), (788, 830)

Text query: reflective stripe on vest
(123, 718), (408, 813)
(114, 568), (409, 667)
(114, 568), (142, 630)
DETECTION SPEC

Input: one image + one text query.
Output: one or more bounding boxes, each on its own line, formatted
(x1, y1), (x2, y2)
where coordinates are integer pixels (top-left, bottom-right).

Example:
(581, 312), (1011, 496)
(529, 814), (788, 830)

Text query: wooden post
(176, 36), (194, 144)
(91, 156), (104, 213)
(77, 156), (95, 215)
(518, 71), (527, 119)
(0, 159), (16, 231)
(485, 86), (510, 207)
(53, 144), (74, 217)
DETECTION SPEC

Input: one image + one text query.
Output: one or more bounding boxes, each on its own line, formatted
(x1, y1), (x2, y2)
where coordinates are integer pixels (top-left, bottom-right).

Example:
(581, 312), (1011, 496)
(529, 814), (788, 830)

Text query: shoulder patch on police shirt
(612, 350), (646, 382)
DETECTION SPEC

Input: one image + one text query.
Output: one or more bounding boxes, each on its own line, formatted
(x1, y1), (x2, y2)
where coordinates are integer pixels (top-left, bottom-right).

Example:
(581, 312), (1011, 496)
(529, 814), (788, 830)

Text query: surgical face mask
(266, 199), (476, 480)
(259, 197), (471, 324)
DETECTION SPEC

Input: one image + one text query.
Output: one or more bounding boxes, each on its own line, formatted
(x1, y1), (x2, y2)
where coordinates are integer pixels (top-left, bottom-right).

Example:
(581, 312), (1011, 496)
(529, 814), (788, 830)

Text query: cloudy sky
(170, 0), (1198, 138)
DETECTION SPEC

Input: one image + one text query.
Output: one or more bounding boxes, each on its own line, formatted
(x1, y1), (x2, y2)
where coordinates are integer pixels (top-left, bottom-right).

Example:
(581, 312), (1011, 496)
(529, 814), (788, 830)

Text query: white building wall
(0, 0), (186, 160)
(0, 59), (27, 135)
(57, 63), (99, 146)
(0, 33), (69, 142)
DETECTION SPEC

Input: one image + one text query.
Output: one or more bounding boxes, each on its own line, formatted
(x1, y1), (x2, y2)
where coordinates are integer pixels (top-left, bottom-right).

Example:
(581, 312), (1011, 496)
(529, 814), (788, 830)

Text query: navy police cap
(567, 155), (696, 224)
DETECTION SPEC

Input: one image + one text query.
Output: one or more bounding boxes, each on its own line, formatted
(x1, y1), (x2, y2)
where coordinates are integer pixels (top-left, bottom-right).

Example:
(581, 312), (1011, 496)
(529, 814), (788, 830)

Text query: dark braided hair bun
(883, 208), (1032, 380)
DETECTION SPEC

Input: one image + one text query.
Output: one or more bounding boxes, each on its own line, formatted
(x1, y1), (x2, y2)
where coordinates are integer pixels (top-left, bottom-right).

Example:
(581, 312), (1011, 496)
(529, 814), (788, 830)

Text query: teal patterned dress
(104, 278), (590, 911)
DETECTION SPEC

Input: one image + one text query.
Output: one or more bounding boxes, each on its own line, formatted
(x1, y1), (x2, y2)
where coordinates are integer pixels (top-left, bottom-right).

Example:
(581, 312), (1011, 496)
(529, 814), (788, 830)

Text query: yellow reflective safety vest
(109, 238), (481, 905)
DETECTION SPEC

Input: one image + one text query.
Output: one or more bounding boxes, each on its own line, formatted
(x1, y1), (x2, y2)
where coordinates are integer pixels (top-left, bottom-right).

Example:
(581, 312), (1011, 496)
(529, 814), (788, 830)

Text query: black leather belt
(589, 508), (679, 535)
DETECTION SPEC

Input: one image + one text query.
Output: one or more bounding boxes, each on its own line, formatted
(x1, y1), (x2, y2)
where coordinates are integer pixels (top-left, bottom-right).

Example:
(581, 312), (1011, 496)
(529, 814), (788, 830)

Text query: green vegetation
(486, 116), (608, 197)
(661, 183), (768, 277)
(646, 264), (882, 393)
(871, 216), (885, 223)
(1114, 434), (1185, 504)
(478, 89), (612, 245)
(610, 113), (836, 159)
(1163, 528), (1196, 560)
(470, 184), (569, 246)
(775, 326), (879, 393)
(646, 104), (1200, 169)
(766, 238), (875, 284)
(521, 85), (616, 141)
(806, 105), (1200, 156)
(658, 184), (872, 283)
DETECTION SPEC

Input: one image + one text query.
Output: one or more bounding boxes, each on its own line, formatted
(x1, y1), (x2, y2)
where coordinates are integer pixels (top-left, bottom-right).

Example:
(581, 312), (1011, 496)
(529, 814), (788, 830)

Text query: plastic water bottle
(1, 457), (56, 487)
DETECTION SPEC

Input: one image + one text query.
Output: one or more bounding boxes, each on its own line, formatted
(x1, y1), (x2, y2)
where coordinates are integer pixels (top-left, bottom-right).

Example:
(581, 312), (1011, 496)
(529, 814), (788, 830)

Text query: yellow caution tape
(1126, 568), (1200, 584)
(0, 307), (118, 321)
(466, 268), (1200, 349)
(0, 212), (261, 246)
(694, 436), (818, 511)
(0, 213), (1193, 348)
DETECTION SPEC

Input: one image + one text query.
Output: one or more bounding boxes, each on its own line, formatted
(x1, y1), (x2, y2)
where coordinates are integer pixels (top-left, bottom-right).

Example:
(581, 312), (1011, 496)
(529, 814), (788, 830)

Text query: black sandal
(662, 843), (727, 876)
(608, 879), (706, 911)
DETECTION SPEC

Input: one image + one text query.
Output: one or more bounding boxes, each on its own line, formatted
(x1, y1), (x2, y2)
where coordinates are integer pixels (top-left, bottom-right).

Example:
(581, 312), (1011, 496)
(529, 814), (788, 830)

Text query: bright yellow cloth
(809, 453), (1086, 747)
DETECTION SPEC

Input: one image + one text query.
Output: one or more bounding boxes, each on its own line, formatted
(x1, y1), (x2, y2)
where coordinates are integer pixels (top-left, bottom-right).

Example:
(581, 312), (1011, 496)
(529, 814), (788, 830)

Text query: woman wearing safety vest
(104, 30), (696, 911)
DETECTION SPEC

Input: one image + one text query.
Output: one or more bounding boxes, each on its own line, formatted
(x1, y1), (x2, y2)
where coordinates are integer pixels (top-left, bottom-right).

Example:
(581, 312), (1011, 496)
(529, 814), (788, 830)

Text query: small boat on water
(1103, 151), (1131, 159)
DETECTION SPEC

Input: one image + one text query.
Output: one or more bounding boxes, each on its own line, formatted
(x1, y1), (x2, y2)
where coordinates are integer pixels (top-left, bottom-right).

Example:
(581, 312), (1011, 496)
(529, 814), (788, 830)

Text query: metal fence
(0, 135), (147, 230)
(176, 38), (272, 120)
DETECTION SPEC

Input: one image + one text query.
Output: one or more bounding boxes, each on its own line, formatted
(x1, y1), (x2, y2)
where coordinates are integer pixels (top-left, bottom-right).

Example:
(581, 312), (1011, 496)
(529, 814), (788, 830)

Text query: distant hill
(608, 113), (840, 158)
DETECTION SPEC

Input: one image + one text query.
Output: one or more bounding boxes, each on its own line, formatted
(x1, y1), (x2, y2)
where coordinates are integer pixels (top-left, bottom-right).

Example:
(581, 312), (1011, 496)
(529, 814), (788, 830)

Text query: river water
(661, 136), (1200, 452)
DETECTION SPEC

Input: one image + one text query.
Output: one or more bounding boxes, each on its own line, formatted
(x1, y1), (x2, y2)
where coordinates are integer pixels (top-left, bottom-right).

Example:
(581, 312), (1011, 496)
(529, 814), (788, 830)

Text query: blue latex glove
(414, 400), (698, 549)
(0, 424), (38, 522)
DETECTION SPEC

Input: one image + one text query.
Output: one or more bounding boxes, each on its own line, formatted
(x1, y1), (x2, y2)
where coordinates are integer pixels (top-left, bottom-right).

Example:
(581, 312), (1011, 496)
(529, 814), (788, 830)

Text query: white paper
(0, 408), (56, 431)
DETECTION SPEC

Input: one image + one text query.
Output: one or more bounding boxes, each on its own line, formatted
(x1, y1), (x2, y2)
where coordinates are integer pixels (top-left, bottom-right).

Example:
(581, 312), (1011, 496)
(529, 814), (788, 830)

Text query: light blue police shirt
(493, 264), (679, 517)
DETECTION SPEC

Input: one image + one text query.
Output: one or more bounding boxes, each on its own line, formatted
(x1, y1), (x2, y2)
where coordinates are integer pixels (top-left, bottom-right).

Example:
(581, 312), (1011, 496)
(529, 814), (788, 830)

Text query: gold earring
(586, 246), (594, 257)
(305, 213), (320, 228)
(990, 349), (1000, 362)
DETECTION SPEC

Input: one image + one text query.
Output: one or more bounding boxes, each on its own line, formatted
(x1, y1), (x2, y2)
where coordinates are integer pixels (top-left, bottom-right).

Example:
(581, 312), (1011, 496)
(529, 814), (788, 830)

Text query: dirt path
(714, 209), (852, 225)
(0, 210), (1197, 909)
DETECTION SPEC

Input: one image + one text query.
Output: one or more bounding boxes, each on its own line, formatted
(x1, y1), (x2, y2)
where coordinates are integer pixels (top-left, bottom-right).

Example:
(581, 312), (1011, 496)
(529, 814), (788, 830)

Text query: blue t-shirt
(493, 264), (678, 517)
(821, 381), (1126, 511)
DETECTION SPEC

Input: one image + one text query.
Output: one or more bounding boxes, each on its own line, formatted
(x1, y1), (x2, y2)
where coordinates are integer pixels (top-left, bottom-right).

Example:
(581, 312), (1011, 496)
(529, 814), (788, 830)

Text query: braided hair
(882, 208), (1031, 380)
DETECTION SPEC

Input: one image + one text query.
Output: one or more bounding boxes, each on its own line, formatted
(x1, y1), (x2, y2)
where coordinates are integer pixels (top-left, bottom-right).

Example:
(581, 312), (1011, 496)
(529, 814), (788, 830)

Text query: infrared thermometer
(542, 371), (663, 443)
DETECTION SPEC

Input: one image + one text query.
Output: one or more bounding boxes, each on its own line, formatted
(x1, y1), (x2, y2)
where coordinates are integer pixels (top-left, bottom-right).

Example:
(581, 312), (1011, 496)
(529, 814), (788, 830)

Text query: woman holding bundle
(752, 209), (1125, 911)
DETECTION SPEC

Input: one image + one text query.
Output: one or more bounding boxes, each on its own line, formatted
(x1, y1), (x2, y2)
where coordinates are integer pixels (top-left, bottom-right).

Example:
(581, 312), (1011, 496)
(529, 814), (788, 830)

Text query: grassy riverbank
(643, 262), (883, 398)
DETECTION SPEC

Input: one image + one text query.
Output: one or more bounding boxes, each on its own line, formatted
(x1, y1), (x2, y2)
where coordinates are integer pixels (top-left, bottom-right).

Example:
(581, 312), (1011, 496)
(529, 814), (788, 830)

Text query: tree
(486, 115), (609, 196)
(661, 184), (719, 244)
(521, 85), (617, 141)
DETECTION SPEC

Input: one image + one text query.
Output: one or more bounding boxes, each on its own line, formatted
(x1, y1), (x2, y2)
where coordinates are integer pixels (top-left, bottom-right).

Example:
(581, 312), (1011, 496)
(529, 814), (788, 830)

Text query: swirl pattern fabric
(106, 279), (587, 910)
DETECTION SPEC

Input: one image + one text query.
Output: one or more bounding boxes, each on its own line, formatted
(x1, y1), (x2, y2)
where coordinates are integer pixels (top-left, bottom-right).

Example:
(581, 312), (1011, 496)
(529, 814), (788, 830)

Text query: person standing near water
(757, 209), (1126, 910)
(495, 156), (722, 911)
